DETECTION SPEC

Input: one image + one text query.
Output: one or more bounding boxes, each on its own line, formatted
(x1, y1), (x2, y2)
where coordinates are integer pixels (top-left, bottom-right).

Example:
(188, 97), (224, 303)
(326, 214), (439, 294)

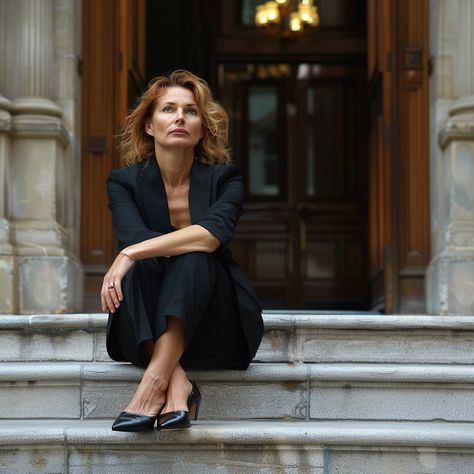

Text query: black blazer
(107, 155), (264, 365)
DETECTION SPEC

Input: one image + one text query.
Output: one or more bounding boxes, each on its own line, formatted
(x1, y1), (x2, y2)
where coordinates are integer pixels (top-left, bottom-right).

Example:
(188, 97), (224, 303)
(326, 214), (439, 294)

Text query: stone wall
(0, 0), (82, 313)
(427, 0), (474, 314)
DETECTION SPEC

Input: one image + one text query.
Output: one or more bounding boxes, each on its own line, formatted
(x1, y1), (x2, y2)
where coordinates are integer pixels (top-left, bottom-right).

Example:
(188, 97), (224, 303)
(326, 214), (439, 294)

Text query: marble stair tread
(3, 360), (474, 382)
(4, 420), (474, 473)
(0, 419), (474, 448)
(2, 362), (474, 422)
(2, 313), (474, 364)
(3, 312), (474, 329)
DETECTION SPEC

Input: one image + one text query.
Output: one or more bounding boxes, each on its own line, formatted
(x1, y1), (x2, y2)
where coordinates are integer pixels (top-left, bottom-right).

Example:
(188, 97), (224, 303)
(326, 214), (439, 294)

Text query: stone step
(1, 419), (474, 473)
(2, 312), (474, 364)
(3, 361), (474, 423)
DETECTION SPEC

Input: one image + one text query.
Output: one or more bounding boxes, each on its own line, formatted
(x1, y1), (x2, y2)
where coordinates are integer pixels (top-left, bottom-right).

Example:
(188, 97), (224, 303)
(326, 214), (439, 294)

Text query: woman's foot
(124, 370), (168, 417)
(160, 364), (192, 414)
(157, 365), (201, 430)
(112, 371), (168, 432)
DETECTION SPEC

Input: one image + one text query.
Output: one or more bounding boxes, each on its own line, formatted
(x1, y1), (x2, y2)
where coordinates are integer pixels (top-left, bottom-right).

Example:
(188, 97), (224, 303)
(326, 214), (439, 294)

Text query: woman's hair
(119, 70), (231, 165)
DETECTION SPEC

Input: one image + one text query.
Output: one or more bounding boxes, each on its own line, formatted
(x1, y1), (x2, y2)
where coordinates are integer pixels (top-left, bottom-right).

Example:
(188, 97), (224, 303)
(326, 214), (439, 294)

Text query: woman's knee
(164, 252), (218, 286)
(169, 251), (217, 268)
(172, 251), (215, 261)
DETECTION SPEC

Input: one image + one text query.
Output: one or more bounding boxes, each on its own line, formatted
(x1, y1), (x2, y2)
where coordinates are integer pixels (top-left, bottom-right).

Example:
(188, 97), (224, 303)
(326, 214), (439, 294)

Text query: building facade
(0, 0), (472, 315)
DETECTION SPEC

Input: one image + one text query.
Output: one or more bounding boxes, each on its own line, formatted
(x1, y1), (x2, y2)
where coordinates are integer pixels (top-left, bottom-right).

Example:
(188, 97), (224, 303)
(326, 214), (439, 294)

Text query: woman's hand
(101, 251), (136, 313)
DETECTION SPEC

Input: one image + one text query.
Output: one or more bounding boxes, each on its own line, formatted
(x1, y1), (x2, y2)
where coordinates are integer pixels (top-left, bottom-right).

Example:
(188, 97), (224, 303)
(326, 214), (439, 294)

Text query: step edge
(2, 313), (474, 331)
(3, 361), (474, 383)
(1, 420), (474, 448)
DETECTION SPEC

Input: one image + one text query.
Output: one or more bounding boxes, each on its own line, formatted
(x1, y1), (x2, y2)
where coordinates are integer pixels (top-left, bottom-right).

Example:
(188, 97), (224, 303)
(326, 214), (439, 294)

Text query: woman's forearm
(121, 224), (220, 260)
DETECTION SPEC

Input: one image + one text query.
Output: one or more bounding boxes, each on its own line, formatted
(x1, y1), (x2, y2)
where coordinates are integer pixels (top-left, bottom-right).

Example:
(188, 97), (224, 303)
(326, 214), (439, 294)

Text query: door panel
(396, 0), (430, 311)
(81, 0), (146, 311)
(220, 62), (368, 309)
(367, 0), (396, 312)
(297, 74), (368, 308)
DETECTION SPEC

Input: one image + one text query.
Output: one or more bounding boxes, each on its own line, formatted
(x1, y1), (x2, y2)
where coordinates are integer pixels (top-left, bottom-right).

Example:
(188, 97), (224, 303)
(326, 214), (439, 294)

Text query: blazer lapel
(138, 155), (174, 232)
(138, 156), (213, 232)
(189, 161), (212, 224)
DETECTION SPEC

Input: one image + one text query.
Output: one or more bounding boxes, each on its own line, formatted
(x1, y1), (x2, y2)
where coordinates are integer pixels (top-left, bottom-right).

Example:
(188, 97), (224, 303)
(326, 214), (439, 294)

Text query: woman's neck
(154, 146), (194, 187)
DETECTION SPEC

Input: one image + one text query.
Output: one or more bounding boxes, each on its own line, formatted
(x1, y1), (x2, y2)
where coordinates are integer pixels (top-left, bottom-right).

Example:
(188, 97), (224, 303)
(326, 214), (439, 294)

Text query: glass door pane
(306, 84), (342, 199)
(248, 85), (280, 197)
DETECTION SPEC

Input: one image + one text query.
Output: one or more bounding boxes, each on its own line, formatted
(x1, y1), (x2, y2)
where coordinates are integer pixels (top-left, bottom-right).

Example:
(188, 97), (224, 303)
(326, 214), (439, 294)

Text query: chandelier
(255, 0), (319, 33)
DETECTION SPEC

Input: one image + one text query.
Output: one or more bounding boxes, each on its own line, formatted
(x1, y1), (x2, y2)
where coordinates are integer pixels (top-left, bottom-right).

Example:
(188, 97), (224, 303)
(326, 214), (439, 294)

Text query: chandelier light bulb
(256, 5), (269, 25)
(289, 12), (302, 31)
(255, 0), (319, 31)
(265, 1), (280, 23)
(298, 4), (312, 23)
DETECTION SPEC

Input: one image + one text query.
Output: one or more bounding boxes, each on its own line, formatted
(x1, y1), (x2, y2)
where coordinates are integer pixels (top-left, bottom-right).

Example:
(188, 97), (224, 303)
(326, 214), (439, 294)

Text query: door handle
(299, 217), (307, 251)
(298, 206), (314, 251)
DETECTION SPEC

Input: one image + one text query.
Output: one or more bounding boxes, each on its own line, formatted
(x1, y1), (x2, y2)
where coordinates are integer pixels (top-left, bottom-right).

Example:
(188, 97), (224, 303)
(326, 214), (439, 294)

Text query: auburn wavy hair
(119, 70), (231, 165)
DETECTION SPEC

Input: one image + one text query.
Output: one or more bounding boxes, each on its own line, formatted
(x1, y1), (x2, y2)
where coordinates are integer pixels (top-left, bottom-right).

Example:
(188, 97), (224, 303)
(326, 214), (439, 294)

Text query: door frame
(80, 0), (430, 313)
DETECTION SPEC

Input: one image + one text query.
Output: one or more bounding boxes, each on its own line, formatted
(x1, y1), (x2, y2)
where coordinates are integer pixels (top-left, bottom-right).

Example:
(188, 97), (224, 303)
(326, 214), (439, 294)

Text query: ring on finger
(108, 283), (115, 289)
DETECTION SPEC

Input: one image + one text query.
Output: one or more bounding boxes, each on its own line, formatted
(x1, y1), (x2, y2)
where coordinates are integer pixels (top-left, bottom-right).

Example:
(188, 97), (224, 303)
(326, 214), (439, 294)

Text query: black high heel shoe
(157, 381), (201, 431)
(111, 411), (157, 432)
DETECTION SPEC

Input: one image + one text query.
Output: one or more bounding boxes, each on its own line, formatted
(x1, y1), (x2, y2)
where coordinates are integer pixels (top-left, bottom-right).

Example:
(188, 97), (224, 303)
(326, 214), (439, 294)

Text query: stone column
(426, 0), (474, 314)
(1, 0), (82, 313)
(0, 0), (17, 312)
(0, 95), (16, 313)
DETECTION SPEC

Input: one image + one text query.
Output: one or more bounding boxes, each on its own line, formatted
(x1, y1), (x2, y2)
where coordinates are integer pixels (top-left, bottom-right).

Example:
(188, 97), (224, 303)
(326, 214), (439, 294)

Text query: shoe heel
(189, 381), (201, 421)
(189, 398), (201, 420)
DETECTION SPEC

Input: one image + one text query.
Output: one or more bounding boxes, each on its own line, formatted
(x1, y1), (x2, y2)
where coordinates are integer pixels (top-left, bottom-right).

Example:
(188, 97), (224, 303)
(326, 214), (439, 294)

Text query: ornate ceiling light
(255, 0), (319, 33)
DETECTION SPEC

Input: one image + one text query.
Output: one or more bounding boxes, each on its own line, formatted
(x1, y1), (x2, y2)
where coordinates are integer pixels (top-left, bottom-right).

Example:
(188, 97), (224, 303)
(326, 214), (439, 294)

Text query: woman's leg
(124, 316), (186, 416)
(123, 252), (236, 416)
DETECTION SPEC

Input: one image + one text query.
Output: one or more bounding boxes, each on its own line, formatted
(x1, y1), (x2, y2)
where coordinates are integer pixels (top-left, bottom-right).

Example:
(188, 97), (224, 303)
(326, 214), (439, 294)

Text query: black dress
(105, 156), (264, 370)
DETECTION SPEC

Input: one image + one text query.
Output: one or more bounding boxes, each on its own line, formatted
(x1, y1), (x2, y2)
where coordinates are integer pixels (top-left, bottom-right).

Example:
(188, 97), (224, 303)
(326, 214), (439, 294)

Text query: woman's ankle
(161, 378), (193, 413)
(141, 370), (169, 393)
(124, 372), (168, 416)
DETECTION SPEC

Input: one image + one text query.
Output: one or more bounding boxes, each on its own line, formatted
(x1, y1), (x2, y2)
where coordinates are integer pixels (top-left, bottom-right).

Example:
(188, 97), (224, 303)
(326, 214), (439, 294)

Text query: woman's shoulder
(108, 161), (144, 182)
(196, 160), (241, 179)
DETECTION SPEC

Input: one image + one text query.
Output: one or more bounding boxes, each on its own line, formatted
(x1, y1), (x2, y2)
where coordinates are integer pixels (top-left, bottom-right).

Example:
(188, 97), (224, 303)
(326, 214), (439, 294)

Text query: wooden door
(81, 0), (146, 310)
(296, 69), (369, 309)
(366, 0), (397, 312)
(366, 0), (429, 312)
(220, 63), (369, 309)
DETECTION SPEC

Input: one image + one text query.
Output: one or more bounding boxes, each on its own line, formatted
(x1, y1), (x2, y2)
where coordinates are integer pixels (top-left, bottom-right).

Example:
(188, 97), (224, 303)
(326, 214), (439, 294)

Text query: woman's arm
(101, 225), (219, 313)
(122, 224), (220, 260)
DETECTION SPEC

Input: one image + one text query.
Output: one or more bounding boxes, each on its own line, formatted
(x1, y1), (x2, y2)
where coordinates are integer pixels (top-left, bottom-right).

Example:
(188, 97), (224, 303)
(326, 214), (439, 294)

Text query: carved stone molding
(0, 97), (11, 136)
(438, 96), (474, 148)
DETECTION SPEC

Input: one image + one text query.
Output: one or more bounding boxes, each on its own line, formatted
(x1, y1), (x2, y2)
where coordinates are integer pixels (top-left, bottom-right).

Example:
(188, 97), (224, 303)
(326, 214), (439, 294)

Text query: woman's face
(146, 86), (204, 151)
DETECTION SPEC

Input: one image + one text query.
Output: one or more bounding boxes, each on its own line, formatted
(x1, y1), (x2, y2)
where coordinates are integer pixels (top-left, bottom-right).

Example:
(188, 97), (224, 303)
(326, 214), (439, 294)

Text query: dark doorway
(219, 63), (369, 309)
(82, 0), (371, 311)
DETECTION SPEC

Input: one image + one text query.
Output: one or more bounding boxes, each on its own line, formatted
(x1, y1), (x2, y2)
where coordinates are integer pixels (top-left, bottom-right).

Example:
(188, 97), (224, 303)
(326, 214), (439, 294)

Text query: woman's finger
(104, 289), (117, 313)
(101, 252), (134, 313)
(107, 282), (121, 309)
(100, 279), (108, 311)
(115, 280), (123, 302)
(102, 275), (117, 313)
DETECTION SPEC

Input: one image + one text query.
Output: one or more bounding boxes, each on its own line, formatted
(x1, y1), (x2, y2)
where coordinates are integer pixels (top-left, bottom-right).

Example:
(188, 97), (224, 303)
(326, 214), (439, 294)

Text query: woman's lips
(169, 129), (189, 135)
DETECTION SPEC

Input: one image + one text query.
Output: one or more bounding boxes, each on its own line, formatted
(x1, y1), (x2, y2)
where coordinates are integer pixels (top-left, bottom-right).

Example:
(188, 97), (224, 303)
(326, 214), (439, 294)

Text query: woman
(102, 70), (264, 432)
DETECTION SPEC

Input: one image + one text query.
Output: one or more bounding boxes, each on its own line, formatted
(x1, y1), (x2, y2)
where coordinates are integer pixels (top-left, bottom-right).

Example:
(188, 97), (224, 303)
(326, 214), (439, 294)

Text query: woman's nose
(175, 108), (185, 122)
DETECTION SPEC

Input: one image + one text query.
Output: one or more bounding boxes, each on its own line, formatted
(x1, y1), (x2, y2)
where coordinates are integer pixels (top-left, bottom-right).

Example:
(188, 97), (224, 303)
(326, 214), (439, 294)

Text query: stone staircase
(1, 313), (474, 473)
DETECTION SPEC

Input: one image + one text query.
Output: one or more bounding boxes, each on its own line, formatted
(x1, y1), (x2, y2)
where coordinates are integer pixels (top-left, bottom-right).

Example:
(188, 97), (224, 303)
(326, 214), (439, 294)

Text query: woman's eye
(163, 106), (173, 112)
(187, 109), (198, 115)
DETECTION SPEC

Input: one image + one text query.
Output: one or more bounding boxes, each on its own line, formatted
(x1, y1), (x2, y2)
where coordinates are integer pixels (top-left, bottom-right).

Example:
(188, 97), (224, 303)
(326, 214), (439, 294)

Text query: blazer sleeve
(107, 169), (161, 250)
(198, 164), (244, 246)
